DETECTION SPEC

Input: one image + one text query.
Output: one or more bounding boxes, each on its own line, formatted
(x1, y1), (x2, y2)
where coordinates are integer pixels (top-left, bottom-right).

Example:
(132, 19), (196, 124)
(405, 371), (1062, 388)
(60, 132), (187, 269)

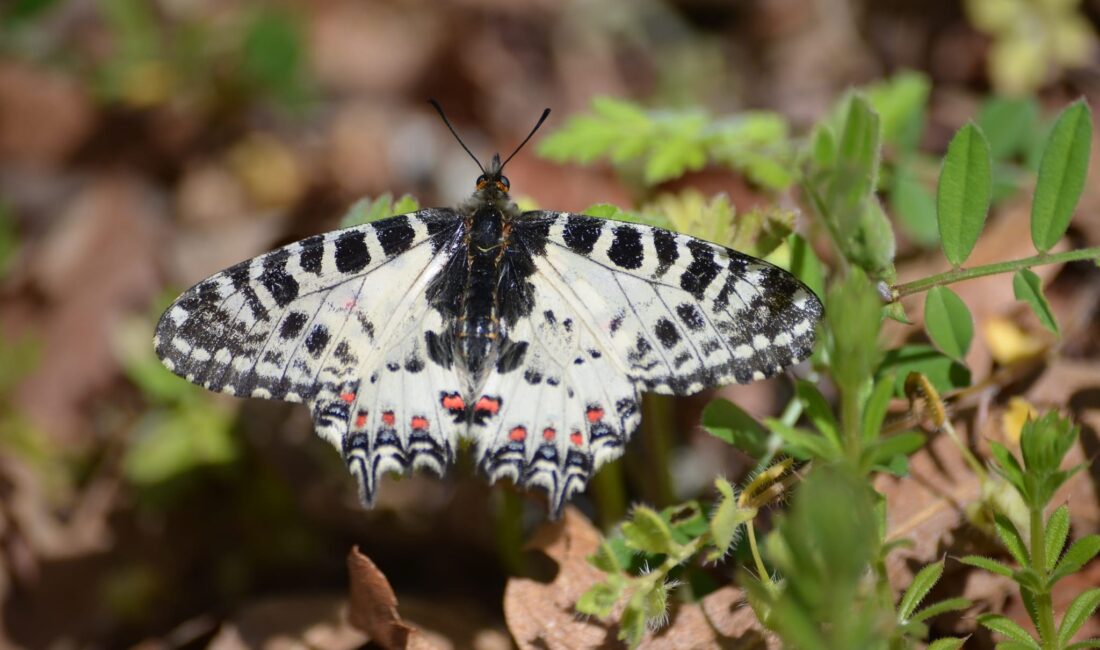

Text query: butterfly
(154, 102), (823, 516)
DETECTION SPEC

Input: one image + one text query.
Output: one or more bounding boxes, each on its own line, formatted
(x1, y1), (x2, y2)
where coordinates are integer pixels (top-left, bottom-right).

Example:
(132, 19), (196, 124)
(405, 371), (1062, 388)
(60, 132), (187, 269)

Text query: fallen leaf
(347, 546), (444, 650)
(207, 595), (366, 650)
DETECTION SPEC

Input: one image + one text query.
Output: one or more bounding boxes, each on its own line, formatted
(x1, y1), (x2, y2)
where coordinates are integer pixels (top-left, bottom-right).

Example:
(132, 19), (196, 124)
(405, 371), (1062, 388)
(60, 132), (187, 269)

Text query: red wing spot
(475, 396), (501, 415)
(340, 392), (356, 403)
(382, 411), (395, 427)
(441, 393), (465, 411)
(411, 416), (429, 430)
(509, 426), (527, 442)
(542, 427), (556, 441)
(570, 431), (584, 446)
(585, 407), (605, 423)
(355, 413), (367, 428)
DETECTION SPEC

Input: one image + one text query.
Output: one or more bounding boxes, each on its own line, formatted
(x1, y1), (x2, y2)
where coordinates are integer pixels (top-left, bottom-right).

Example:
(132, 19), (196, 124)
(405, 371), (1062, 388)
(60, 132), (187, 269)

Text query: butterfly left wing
(154, 209), (470, 504)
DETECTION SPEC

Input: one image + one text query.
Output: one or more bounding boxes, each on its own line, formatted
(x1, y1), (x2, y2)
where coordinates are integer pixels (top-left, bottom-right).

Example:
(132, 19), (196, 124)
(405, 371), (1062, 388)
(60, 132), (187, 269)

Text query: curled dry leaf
(347, 546), (445, 650)
(503, 507), (777, 649)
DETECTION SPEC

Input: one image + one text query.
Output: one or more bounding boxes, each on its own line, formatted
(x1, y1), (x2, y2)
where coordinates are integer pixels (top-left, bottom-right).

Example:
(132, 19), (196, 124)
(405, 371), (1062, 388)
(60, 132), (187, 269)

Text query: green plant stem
(746, 520), (772, 588)
(642, 395), (676, 507)
(892, 247), (1100, 298)
(1030, 506), (1057, 649)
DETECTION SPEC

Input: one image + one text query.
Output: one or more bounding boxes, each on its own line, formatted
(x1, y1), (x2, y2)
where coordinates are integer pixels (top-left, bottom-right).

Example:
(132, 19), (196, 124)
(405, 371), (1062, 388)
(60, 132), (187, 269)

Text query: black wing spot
(304, 325), (330, 357)
(259, 249), (299, 307)
(653, 229), (679, 276)
(523, 368), (543, 385)
(676, 302), (706, 331)
(497, 340), (528, 373)
(607, 225), (644, 269)
(375, 215), (416, 256)
(562, 214), (603, 254)
(654, 317), (681, 349)
(299, 235), (325, 274)
(404, 355), (425, 373)
(280, 312), (308, 339)
(425, 330), (454, 368)
(680, 240), (721, 299)
(335, 230), (370, 273)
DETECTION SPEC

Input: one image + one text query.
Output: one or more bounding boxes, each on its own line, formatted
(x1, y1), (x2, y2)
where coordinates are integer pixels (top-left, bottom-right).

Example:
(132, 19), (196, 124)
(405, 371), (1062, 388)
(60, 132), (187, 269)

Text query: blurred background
(1, 0), (1099, 648)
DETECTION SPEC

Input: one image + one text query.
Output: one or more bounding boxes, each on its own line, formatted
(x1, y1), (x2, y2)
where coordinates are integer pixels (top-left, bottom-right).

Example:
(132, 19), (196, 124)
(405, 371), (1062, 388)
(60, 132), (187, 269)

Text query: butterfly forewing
(515, 212), (822, 394)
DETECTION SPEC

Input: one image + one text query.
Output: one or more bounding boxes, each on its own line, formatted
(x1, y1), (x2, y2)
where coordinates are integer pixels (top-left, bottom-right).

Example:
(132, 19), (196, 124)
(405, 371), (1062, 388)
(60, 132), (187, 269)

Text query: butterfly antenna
(429, 99), (486, 174)
(501, 108), (551, 170)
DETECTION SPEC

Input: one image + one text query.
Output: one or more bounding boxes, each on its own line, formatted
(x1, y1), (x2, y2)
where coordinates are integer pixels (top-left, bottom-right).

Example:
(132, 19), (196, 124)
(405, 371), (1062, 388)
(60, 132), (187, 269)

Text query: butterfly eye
(476, 174), (488, 190)
(497, 176), (510, 192)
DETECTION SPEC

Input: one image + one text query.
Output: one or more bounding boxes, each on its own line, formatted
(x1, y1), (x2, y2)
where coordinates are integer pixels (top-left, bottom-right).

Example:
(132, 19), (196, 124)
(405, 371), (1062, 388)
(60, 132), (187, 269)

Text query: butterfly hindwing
(467, 281), (640, 514)
(515, 211), (822, 395)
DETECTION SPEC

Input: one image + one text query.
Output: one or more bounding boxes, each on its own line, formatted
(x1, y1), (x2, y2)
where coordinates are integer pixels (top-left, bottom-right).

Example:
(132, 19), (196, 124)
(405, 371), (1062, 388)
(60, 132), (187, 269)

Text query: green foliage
(1013, 269), (1060, 335)
(90, 0), (312, 111)
(963, 411), (1099, 649)
(1031, 101), (1092, 253)
(923, 286), (974, 361)
(340, 193), (421, 228)
(0, 202), (18, 281)
(115, 301), (237, 493)
(543, 93), (1099, 648)
(937, 123), (992, 267)
(538, 97), (794, 189)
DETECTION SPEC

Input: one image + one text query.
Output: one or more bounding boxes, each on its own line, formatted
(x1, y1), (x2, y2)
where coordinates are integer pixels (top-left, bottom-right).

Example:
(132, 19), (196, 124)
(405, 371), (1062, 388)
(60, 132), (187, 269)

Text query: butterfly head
(429, 100), (550, 201)
(475, 154), (511, 196)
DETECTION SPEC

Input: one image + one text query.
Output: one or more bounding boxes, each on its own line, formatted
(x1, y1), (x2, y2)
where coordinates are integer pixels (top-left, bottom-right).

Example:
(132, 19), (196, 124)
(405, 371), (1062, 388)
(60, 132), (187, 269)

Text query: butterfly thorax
(453, 163), (522, 397)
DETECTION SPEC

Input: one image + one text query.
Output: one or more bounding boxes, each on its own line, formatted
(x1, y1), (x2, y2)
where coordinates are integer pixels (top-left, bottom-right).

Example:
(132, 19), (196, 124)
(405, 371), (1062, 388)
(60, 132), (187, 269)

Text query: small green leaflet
(1012, 269), (1059, 335)
(1031, 100), (1092, 252)
(924, 286), (973, 362)
(936, 123), (992, 267)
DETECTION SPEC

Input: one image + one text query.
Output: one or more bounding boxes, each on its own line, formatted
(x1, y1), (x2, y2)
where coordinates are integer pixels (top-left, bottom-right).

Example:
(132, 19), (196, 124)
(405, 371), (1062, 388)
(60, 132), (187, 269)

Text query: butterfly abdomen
(455, 205), (509, 392)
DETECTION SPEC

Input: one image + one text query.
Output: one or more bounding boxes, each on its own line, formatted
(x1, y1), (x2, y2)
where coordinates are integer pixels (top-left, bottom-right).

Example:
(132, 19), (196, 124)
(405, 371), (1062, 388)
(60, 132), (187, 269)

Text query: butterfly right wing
(154, 208), (468, 502)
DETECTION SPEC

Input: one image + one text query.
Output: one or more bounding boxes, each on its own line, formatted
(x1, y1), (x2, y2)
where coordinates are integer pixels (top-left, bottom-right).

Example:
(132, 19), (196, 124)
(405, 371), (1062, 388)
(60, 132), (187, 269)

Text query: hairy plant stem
(892, 247), (1100, 299)
(746, 520), (773, 588)
(1030, 506), (1057, 648)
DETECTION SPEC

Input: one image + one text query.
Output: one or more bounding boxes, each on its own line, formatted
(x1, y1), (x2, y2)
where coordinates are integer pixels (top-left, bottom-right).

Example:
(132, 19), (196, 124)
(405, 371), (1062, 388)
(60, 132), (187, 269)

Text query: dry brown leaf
(877, 432), (982, 591)
(347, 546), (444, 650)
(207, 595), (366, 650)
(504, 507), (776, 649)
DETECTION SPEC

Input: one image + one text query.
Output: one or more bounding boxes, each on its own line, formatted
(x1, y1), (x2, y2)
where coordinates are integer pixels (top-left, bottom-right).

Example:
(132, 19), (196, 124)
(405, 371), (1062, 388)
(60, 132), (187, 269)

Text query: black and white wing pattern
(462, 211), (822, 513)
(155, 209), (467, 504)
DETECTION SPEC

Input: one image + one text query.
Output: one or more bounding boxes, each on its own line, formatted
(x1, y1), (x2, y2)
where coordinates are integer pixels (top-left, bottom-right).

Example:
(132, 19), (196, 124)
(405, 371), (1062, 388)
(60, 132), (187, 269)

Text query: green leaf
(1058, 589), (1100, 647)
(878, 345), (971, 397)
(576, 575), (625, 618)
(339, 194), (420, 227)
(989, 441), (1027, 495)
(710, 491), (752, 557)
(795, 380), (841, 447)
(589, 541), (624, 574)
(1045, 505), (1071, 572)
(961, 555), (1015, 578)
(924, 286), (974, 361)
(622, 506), (678, 555)
(621, 590), (649, 647)
(1051, 535), (1100, 586)
(644, 136), (707, 184)
(978, 96), (1040, 161)
(701, 398), (770, 457)
(911, 597), (973, 623)
(642, 582), (669, 622)
(994, 513), (1030, 567)
(863, 431), (925, 473)
(861, 376), (896, 444)
(764, 418), (838, 461)
(898, 560), (944, 621)
(1013, 269), (1060, 335)
(1031, 100), (1093, 252)
(978, 613), (1040, 646)
(788, 234), (826, 301)
(937, 123), (993, 266)
(890, 167), (940, 247)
